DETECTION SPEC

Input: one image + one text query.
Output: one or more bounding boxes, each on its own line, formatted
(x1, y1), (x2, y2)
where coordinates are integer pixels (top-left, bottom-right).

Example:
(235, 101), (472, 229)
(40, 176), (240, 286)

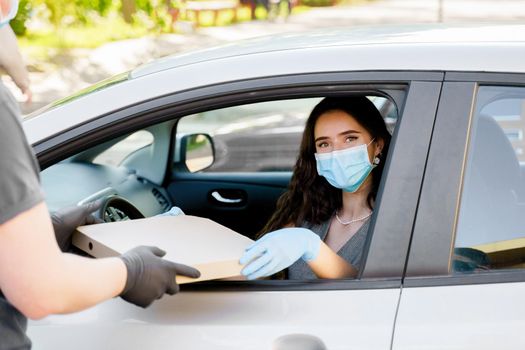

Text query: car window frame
(405, 71), (525, 287)
(31, 71), (443, 291)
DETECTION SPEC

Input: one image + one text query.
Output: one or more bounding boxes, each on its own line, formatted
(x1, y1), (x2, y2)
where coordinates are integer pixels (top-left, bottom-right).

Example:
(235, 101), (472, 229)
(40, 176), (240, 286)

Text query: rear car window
(455, 86), (525, 272)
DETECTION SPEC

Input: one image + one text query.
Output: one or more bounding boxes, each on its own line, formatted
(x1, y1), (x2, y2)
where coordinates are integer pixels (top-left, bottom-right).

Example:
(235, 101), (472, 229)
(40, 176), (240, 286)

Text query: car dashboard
(41, 161), (172, 219)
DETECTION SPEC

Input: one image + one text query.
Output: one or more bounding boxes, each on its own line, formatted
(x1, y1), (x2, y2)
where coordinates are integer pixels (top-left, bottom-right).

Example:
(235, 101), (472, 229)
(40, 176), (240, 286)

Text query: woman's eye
(345, 136), (357, 143)
(317, 142), (329, 148)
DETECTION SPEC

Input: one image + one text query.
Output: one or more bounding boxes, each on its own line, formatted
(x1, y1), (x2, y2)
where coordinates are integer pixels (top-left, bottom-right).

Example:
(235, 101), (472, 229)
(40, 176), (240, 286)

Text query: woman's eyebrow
(315, 130), (359, 142)
(339, 130), (360, 136)
(314, 136), (329, 142)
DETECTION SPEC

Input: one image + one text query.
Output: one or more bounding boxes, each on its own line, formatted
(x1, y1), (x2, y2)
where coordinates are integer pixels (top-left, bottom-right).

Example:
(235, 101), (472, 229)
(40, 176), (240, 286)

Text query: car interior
(40, 95), (399, 278)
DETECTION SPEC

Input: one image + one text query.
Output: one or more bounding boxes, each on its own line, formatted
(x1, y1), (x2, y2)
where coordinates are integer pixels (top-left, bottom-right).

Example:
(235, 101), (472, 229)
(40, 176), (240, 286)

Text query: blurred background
(2, 0), (525, 114)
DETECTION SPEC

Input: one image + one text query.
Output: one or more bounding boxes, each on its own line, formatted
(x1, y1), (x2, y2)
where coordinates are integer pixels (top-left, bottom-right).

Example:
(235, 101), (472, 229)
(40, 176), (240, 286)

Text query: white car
(25, 24), (525, 349)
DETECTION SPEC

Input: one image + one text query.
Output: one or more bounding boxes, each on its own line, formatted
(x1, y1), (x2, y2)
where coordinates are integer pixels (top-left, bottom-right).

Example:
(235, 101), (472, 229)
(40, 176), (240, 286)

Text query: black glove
(119, 246), (201, 308)
(51, 200), (104, 252)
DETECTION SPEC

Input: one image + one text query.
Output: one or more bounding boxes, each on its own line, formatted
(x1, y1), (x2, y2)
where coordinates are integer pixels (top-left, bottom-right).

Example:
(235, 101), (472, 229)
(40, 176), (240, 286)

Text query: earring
(373, 156), (380, 165)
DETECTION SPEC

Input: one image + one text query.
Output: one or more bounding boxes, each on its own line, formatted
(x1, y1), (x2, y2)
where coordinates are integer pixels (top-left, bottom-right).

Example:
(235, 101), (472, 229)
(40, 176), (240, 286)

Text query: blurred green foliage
(74, 0), (113, 22)
(11, 0), (175, 34)
(9, 0), (30, 35)
(298, 0), (334, 6)
(10, 0), (323, 50)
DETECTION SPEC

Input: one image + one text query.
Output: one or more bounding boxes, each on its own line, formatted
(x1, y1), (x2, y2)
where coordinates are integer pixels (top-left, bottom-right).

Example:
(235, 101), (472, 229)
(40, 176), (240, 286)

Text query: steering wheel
(97, 195), (145, 222)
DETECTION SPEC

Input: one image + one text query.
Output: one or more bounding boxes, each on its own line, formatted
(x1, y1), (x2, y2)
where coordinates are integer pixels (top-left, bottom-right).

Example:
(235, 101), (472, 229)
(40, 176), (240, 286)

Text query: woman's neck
(339, 178), (373, 219)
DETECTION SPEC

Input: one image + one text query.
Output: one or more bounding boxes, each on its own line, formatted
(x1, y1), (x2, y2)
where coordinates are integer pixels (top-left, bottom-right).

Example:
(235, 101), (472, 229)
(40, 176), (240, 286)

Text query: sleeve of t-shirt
(0, 84), (44, 224)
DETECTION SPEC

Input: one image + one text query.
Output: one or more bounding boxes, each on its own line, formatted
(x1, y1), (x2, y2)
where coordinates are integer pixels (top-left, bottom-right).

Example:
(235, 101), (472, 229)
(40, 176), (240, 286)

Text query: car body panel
(393, 282), (525, 350)
(28, 287), (401, 350)
(396, 271), (525, 350)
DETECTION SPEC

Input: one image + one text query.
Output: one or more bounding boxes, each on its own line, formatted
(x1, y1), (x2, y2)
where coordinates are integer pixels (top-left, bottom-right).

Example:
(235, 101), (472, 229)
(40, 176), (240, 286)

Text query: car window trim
(362, 81), (443, 279)
(445, 71), (525, 84)
(172, 172), (293, 188)
(405, 270), (525, 288)
(405, 81), (477, 277)
(181, 277), (401, 292)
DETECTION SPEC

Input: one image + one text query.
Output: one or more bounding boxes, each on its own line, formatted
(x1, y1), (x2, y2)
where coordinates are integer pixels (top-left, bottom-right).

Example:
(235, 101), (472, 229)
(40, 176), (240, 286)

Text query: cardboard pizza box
(73, 215), (253, 284)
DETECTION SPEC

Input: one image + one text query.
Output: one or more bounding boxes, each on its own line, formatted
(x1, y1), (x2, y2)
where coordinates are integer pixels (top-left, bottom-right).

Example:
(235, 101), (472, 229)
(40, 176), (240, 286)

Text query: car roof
(131, 23), (525, 78)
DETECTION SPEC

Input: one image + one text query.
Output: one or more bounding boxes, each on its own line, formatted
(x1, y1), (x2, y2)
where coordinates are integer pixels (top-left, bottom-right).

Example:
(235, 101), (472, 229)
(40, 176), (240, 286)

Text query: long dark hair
(261, 96), (391, 234)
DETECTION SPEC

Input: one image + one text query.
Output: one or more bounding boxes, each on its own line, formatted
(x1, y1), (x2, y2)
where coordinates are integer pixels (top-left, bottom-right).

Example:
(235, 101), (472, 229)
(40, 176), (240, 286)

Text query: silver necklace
(335, 211), (372, 226)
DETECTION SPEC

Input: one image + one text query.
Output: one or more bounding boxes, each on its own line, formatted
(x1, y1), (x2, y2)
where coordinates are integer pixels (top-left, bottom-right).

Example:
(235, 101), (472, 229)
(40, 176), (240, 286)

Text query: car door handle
(211, 191), (243, 204)
(273, 334), (327, 350)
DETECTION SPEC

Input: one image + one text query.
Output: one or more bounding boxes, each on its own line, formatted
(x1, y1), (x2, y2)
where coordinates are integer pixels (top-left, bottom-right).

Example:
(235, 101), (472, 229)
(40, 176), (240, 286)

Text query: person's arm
(240, 227), (357, 280)
(0, 25), (31, 102)
(0, 201), (126, 319)
(0, 201), (201, 319)
(0, 85), (200, 319)
(306, 241), (357, 279)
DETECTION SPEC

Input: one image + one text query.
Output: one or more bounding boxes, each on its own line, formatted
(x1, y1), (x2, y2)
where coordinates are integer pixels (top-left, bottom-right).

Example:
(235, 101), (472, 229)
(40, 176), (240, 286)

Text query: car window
(93, 130), (154, 167)
(176, 97), (397, 172)
(454, 86), (525, 273)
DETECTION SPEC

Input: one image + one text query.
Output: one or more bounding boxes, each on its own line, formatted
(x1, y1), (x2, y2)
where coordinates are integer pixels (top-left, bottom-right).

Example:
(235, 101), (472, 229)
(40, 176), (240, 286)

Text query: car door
(393, 73), (525, 349)
(27, 72), (441, 350)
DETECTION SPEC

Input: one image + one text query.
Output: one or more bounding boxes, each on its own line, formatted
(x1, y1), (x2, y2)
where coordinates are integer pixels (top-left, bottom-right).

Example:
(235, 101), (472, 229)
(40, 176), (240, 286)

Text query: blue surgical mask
(315, 139), (375, 193)
(0, 0), (19, 28)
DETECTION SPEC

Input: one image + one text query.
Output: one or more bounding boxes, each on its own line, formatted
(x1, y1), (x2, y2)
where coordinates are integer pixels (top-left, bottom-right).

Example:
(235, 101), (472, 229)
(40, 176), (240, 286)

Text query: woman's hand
(239, 227), (321, 280)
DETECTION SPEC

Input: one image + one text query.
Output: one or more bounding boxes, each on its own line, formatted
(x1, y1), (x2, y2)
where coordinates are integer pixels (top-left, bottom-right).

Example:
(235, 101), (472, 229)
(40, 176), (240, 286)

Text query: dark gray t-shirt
(0, 83), (44, 349)
(288, 215), (371, 280)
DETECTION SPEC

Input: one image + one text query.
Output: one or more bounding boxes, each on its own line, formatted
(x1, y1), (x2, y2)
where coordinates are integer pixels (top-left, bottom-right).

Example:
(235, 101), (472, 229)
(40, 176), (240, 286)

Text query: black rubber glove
(51, 200), (104, 252)
(119, 246), (201, 308)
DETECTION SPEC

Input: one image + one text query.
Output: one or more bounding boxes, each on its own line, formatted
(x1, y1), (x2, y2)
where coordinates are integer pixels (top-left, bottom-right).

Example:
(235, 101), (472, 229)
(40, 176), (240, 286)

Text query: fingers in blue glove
(245, 257), (282, 280)
(156, 206), (185, 217)
(241, 250), (273, 277)
(239, 241), (269, 265)
(239, 227), (322, 280)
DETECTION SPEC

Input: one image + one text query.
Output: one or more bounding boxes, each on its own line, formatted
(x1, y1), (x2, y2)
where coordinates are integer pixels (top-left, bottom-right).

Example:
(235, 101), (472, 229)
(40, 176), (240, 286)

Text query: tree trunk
(121, 0), (136, 23)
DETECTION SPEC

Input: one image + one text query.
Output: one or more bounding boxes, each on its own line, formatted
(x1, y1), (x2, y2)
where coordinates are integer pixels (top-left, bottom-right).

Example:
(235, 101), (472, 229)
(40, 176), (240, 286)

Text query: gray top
(287, 215), (371, 280)
(0, 83), (44, 349)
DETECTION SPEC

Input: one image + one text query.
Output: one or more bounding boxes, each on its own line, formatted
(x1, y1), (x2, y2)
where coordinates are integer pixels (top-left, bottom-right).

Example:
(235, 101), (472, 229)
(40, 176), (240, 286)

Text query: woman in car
(240, 96), (391, 280)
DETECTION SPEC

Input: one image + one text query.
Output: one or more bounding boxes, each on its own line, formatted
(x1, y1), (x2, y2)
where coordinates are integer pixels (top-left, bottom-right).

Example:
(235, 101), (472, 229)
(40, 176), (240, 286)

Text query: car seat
(455, 113), (524, 249)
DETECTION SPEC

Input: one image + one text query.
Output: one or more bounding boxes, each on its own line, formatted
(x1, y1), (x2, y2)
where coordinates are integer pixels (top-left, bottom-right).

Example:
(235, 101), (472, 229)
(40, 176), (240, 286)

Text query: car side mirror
(180, 133), (215, 172)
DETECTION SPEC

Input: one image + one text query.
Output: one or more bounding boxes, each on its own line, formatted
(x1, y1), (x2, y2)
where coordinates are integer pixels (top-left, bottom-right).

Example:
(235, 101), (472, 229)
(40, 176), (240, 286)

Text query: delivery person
(0, 2), (200, 349)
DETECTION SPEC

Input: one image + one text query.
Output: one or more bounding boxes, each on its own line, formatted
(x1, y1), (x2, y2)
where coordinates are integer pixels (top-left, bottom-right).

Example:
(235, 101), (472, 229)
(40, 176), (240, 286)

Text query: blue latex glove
(156, 206), (185, 217)
(239, 227), (321, 280)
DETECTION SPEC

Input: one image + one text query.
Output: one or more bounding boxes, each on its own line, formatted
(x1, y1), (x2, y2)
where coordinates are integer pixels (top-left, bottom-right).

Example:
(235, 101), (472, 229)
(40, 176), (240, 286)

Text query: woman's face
(313, 109), (383, 160)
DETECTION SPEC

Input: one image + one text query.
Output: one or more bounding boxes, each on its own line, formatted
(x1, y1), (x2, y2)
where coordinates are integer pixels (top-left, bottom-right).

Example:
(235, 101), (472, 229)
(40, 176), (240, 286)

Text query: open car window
(171, 95), (400, 281)
(41, 91), (404, 284)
